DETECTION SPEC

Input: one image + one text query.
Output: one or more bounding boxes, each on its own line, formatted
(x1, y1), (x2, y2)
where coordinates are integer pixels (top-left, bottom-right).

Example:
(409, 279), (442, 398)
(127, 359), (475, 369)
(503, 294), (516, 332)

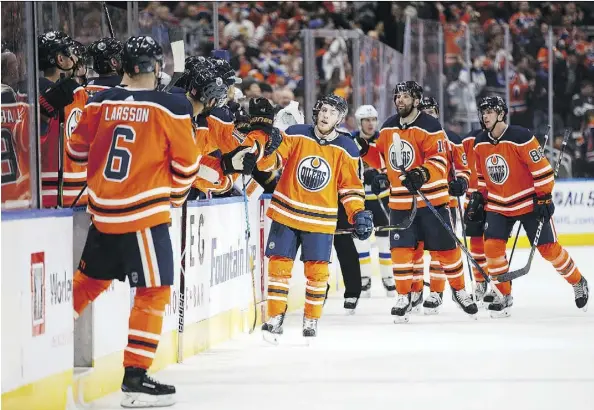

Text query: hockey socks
(470, 236), (488, 283)
(538, 242), (582, 285)
(304, 261), (330, 319)
(267, 256), (293, 317)
(124, 286), (170, 370)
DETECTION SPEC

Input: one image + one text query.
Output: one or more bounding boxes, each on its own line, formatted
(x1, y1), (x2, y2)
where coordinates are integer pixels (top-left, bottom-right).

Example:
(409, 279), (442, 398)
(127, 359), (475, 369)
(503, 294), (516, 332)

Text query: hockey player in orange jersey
(468, 96), (589, 317)
(361, 81), (478, 322)
(258, 94), (374, 341)
(406, 96), (471, 315)
(62, 40), (91, 206)
(67, 36), (203, 407)
(461, 126), (496, 306)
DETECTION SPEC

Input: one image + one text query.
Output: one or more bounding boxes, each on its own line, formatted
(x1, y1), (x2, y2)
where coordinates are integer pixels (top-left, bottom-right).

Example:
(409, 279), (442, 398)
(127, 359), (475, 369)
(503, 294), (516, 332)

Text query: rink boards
(1, 180), (593, 409)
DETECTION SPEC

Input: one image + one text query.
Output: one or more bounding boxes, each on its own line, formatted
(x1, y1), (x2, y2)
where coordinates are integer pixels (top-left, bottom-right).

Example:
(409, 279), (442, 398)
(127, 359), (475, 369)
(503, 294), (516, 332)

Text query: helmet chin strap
(486, 111), (505, 145)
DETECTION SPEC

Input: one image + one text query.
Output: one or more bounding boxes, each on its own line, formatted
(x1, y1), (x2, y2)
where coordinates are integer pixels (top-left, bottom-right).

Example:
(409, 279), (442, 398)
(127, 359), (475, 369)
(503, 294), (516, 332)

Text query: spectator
(273, 88), (295, 109)
(243, 81), (262, 99)
(223, 8), (255, 42)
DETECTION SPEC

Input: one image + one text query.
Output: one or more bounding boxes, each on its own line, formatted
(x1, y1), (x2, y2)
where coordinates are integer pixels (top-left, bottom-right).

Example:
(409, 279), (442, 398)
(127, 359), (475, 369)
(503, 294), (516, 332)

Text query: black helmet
(88, 37), (123, 75)
(186, 60), (229, 109)
(38, 30), (73, 71)
(122, 36), (163, 76)
(418, 96), (439, 114)
(393, 80), (423, 101)
(209, 57), (241, 86)
(312, 94), (348, 124)
(478, 96), (508, 121)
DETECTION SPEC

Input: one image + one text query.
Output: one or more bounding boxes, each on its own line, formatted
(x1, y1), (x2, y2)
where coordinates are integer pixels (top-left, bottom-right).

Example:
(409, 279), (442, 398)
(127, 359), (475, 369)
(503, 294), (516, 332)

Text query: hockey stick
(497, 128), (569, 282)
(242, 174), (258, 334)
(162, 28), (186, 93)
(392, 133), (503, 298)
(447, 143), (476, 302)
(177, 201), (188, 363)
(507, 223), (521, 266)
(102, 2), (115, 38)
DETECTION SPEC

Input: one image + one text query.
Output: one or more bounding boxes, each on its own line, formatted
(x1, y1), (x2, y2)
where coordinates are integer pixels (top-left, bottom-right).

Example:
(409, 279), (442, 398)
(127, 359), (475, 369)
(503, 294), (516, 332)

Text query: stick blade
(162, 71), (184, 93)
(497, 267), (529, 282)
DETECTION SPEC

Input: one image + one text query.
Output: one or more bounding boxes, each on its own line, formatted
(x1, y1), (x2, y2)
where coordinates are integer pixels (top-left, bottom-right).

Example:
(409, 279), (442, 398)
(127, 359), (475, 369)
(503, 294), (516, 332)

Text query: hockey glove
(400, 166), (430, 194)
(533, 193), (555, 219)
(464, 191), (486, 237)
(249, 97), (274, 133)
(363, 168), (379, 186)
(39, 75), (79, 118)
(228, 101), (251, 133)
(448, 176), (469, 197)
(352, 210), (374, 241)
(220, 145), (258, 175)
(263, 127), (283, 157)
(354, 136), (370, 156)
(371, 173), (389, 195)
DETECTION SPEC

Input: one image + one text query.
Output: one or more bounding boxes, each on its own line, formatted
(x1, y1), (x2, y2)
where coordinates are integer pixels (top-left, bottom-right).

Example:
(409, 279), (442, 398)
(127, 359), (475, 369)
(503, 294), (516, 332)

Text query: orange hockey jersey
(445, 129), (471, 208)
(66, 86), (199, 234)
(462, 128), (482, 199)
(363, 112), (449, 210)
(258, 124), (365, 234)
(1, 102), (31, 207)
(474, 125), (554, 217)
(62, 86), (89, 206)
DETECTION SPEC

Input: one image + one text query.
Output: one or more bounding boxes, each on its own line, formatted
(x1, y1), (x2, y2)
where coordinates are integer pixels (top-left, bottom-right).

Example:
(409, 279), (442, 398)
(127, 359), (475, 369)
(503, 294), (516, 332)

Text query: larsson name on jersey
(388, 136), (415, 170)
(103, 106), (150, 123)
(297, 156), (331, 192)
(485, 153), (510, 185)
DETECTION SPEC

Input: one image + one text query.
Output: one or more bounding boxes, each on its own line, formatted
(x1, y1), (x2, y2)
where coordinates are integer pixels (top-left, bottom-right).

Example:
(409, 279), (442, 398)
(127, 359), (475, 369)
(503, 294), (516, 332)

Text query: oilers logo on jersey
(388, 137), (415, 170)
(297, 155), (331, 192)
(65, 108), (83, 139)
(485, 154), (510, 185)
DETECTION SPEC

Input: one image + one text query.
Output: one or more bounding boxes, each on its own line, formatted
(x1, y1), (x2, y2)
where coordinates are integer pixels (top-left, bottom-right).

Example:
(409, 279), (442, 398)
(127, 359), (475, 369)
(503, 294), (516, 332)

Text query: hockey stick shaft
(508, 223), (521, 266)
(177, 201), (187, 363)
(102, 2), (115, 38)
(242, 175), (258, 333)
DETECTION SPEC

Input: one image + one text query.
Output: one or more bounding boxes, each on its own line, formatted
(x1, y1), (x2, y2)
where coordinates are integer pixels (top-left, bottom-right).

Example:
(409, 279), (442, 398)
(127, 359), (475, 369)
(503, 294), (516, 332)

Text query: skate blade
(489, 309), (511, 319)
(262, 331), (280, 346)
(423, 307), (440, 316)
(411, 305), (422, 314)
(303, 336), (317, 347)
(121, 392), (175, 408)
(580, 302), (588, 312)
(344, 308), (356, 316)
(361, 291), (372, 298)
(393, 314), (410, 324)
(385, 290), (396, 298)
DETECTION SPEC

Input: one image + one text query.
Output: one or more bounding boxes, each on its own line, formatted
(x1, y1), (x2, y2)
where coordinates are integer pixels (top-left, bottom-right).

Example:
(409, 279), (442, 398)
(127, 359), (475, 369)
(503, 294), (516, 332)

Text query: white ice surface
(89, 247), (594, 410)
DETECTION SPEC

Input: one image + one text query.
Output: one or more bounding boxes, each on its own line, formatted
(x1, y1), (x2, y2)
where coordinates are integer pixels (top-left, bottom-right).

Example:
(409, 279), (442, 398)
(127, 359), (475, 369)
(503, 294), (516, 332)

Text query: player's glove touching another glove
(39, 74), (79, 118)
(400, 166), (430, 194)
(448, 176), (468, 197)
(464, 191), (486, 236)
(371, 172), (389, 195)
(533, 193), (555, 219)
(220, 145), (257, 176)
(352, 210), (374, 241)
(248, 97), (283, 156)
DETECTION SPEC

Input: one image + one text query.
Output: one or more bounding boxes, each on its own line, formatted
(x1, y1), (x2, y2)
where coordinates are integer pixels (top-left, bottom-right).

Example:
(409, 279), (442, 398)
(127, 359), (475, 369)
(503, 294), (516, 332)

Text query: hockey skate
(488, 294), (513, 318)
(361, 276), (372, 298)
(382, 277), (397, 297)
(391, 293), (412, 323)
(482, 288), (497, 308)
(451, 288), (478, 318)
(573, 276), (589, 311)
(410, 291), (423, 313)
(303, 317), (318, 337)
(474, 281), (487, 307)
(344, 297), (359, 315)
(423, 291), (443, 315)
(121, 367), (175, 408)
(262, 313), (285, 345)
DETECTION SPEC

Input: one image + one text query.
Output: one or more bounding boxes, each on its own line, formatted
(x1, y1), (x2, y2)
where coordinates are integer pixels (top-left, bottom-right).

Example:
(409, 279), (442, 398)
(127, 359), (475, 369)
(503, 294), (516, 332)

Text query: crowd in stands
(1, 1), (594, 180)
(133, 1), (594, 176)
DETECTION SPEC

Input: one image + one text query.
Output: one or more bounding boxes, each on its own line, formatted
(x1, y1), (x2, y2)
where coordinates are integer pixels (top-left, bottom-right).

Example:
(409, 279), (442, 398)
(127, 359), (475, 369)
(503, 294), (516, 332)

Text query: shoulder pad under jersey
(331, 134), (361, 157)
(284, 124), (312, 136)
(414, 112), (443, 133)
(502, 125), (533, 144)
(90, 86), (193, 116)
(445, 128), (463, 144)
(209, 106), (235, 124)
